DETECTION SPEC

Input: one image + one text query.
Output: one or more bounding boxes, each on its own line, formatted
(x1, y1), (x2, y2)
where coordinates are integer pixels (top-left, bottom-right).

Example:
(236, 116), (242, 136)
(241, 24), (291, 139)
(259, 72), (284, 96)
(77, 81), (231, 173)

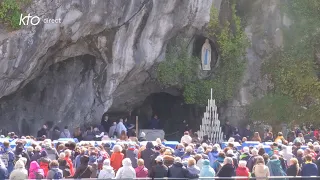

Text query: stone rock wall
(221, 0), (285, 126)
(0, 0), (215, 134)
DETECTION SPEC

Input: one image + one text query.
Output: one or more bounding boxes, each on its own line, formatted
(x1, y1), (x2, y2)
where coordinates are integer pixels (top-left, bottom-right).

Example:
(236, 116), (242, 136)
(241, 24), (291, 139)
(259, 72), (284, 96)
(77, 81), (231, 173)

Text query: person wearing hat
(200, 159), (215, 177)
(148, 156), (168, 178)
(141, 142), (156, 171)
(126, 142), (138, 168)
(168, 157), (198, 179)
(37, 150), (51, 177)
(0, 141), (14, 174)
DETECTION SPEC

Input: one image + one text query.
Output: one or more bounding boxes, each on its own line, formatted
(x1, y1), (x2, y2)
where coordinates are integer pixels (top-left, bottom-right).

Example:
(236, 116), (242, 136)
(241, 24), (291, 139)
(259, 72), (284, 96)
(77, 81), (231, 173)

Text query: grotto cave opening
(106, 92), (203, 140)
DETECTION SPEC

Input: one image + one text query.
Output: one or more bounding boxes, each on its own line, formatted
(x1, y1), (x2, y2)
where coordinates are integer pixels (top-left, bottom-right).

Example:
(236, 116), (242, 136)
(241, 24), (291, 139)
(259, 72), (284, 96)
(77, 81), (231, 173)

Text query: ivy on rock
(249, 0), (320, 125)
(157, 0), (248, 106)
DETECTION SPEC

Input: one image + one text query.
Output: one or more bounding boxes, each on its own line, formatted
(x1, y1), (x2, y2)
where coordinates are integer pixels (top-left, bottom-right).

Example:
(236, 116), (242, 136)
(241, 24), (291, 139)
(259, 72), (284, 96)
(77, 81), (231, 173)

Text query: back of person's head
(64, 149), (71, 157)
(3, 141), (9, 148)
(224, 157), (233, 165)
(41, 150), (48, 158)
(238, 160), (247, 167)
(188, 157), (196, 167)
(49, 160), (59, 168)
(297, 149), (304, 156)
(64, 126), (68, 129)
(278, 132), (283, 136)
(243, 147), (249, 153)
(59, 152), (65, 159)
(251, 148), (258, 156)
(122, 158), (132, 166)
(186, 146), (193, 153)
(80, 155), (90, 164)
(113, 145), (122, 152)
(27, 146), (34, 152)
(14, 160), (25, 169)
(256, 156), (265, 164)
(103, 159), (111, 166)
(174, 157), (182, 163)
(137, 159), (144, 166)
(218, 151), (226, 158)
(305, 154), (312, 162)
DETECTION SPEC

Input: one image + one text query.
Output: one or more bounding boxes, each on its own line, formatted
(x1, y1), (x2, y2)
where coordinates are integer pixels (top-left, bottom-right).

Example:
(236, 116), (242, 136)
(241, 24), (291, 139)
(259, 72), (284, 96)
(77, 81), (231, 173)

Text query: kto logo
(19, 14), (61, 25)
(19, 14), (41, 25)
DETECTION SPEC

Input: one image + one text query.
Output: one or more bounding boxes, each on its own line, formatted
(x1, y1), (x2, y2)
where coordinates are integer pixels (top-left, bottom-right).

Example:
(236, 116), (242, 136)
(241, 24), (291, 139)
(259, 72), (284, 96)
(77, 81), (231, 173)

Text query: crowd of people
(1, 122), (320, 179)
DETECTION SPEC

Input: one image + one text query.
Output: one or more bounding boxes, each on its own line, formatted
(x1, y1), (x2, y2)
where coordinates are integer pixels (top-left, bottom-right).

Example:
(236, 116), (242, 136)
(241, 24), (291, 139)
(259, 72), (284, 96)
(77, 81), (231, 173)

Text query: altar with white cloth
(139, 129), (165, 141)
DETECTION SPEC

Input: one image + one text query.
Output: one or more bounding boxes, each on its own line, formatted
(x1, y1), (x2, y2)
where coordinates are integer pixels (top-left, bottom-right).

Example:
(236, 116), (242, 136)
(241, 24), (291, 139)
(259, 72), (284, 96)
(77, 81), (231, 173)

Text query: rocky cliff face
(221, 0), (287, 125)
(0, 0), (214, 134)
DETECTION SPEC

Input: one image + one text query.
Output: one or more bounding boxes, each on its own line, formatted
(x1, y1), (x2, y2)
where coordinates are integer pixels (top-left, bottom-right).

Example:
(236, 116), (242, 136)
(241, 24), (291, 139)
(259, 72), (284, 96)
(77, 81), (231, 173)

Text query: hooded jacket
(266, 159), (287, 177)
(187, 165), (200, 175)
(141, 142), (155, 170)
(45, 146), (59, 161)
(168, 162), (199, 179)
(1, 148), (14, 174)
(28, 161), (44, 179)
(46, 166), (63, 179)
(108, 124), (117, 138)
(135, 165), (148, 178)
(9, 160), (28, 180)
(126, 147), (138, 168)
(73, 163), (92, 178)
(174, 148), (185, 158)
(212, 156), (224, 173)
(200, 160), (215, 177)
(98, 159), (115, 179)
(115, 159), (136, 179)
(116, 122), (127, 136)
(252, 163), (270, 180)
(60, 129), (71, 138)
(31, 151), (42, 162)
(208, 150), (219, 166)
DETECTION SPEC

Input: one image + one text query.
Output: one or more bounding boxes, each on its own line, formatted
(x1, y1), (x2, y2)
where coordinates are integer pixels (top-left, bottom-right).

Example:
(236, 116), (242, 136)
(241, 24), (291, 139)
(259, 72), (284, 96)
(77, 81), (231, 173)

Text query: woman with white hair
(111, 145), (124, 172)
(217, 157), (235, 178)
(115, 158), (136, 179)
(236, 160), (249, 180)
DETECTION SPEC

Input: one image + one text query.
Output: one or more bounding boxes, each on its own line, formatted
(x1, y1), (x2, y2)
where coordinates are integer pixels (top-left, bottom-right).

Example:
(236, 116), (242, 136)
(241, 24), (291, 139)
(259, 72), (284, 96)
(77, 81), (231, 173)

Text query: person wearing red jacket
(236, 160), (250, 180)
(110, 145), (124, 172)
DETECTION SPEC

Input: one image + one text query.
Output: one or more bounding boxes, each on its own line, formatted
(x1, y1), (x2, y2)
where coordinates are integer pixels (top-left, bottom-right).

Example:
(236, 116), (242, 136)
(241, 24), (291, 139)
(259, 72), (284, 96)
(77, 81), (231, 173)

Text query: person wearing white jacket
(98, 159), (115, 179)
(116, 119), (127, 137)
(115, 158), (136, 179)
(9, 160), (28, 180)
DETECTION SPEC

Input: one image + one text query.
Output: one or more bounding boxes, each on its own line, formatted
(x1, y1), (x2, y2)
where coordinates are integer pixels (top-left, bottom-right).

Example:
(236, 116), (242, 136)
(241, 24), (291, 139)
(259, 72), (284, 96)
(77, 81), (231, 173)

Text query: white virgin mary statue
(201, 39), (212, 70)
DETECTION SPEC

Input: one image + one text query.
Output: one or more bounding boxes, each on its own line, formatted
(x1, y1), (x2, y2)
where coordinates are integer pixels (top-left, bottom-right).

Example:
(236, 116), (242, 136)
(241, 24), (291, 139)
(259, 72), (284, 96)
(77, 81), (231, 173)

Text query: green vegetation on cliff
(0, 0), (30, 30)
(157, 0), (248, 106)
(249, 0), (320, 125)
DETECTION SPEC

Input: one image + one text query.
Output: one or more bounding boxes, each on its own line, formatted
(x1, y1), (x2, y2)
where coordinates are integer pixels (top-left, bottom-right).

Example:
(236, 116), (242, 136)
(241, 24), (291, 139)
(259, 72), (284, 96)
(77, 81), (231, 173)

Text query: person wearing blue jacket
(212, 151), (225, 173)
(0, 159), (8, 180)
(0, 141), (14, 174)
(200, 159), (215, 177)
(208, 146), (219, 167)
(301, 154), (318, 176)
(174, 144), (185, 158)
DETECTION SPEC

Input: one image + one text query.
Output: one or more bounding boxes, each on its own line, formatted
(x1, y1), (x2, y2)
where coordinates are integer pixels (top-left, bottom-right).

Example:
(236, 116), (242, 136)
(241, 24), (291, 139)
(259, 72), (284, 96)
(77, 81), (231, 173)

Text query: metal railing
(75, 177), (320, 179)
